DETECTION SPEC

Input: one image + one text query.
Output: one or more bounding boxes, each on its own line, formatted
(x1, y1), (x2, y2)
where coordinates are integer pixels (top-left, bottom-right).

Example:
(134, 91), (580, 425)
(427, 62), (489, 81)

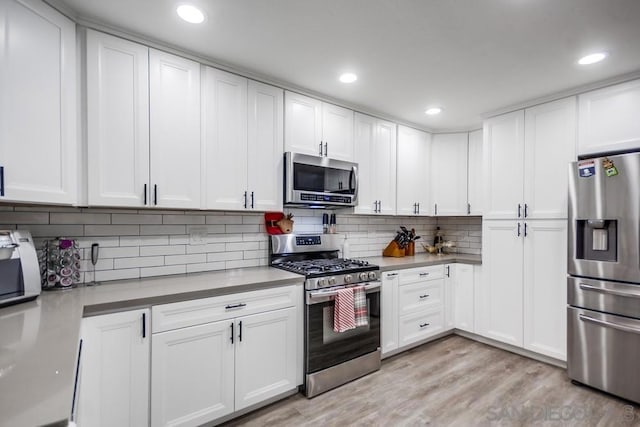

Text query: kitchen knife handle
(143, 184), (147, 205)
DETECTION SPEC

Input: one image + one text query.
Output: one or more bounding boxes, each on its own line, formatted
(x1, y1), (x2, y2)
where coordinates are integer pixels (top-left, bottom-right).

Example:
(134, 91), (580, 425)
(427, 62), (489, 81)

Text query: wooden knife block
(383, 241), (405, 257)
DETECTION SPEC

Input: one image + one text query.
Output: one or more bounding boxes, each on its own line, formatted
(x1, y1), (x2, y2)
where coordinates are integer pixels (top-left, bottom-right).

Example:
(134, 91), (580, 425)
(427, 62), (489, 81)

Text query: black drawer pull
(419, 272), (430, 277)
(419, 294), (430, 299)
(225, 303), (247, 310)
(419, 323), (430, 328)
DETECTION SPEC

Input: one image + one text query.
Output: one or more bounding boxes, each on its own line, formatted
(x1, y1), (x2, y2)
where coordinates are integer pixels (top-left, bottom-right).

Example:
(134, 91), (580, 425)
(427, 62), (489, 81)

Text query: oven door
(285, 152), (358, 207)
(305, 282), (380, 374)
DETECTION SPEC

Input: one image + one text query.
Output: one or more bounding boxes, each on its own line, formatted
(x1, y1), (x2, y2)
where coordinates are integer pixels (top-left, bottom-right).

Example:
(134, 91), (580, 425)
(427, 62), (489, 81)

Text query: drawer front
(399, 308), (444, 347)
(152, 284), (300, 333)
(399, 265), (444, 284)
(399, 280), (443, 315)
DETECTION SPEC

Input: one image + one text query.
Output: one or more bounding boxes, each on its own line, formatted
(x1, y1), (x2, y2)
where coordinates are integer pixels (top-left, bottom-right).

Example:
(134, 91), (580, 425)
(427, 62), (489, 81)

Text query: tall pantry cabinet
(480, 97), (575, 360)
(0, 0), (77, 205)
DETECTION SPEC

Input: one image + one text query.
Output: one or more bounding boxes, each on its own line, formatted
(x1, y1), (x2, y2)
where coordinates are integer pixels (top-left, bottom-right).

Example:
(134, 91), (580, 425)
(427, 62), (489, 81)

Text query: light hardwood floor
(223, 335), (640, 426)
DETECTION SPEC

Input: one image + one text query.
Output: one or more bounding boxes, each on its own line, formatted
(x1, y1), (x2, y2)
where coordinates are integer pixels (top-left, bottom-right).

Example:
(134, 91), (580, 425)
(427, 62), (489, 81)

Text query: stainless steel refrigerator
(567, 151), (640, 403)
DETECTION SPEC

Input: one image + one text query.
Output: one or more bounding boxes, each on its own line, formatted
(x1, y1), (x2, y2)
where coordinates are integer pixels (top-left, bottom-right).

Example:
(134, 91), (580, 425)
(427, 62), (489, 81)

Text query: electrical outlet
(189, 227), (207, 246)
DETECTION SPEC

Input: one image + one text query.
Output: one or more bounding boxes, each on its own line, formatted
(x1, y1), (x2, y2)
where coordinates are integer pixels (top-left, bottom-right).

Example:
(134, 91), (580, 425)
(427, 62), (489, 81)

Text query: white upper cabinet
(322, 103), (354, 161)
(483, 110), (525, 219)
(284, 91), (354, 161)
(484, 98), (576, 220)
(467, 129), (483, 215)
(86, 30), (150, 207)
(149, 49), (201, 209)
(578, 79), (640, 156)
(397, 126), (432, 216)
(247, 80), (284, 211)
(0, 0), (77, 204)
(203, 67), (248, 210)
(431, 133), (469, 216)
(524, 97), (576, 219)
(354, 113), (397, 215)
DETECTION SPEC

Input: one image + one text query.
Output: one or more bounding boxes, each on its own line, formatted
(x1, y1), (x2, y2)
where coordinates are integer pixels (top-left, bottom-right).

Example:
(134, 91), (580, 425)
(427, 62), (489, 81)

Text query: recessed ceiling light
(177, 4), (205, 24)
(425, 107), (442, 115)
(339, 73), (358, 83)
(578, 52), (608, 65)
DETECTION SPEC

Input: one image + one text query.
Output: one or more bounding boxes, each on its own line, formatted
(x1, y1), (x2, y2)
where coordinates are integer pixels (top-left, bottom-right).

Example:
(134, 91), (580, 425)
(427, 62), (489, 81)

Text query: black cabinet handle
(446, 265), (450, 277)
(153, 184), (158, 206)
(434, 203), (438, 215)
(517, 222), (521, 237)
(251, 191), (254, 209)
(517, 203), (522, 218)
(419, 272), (430, 277)
(524, 222), (528, 237)
(0, 166), (4, 197)
(419, 294), (430, 299)
(324, 142), (328, 157)
(524, 203), (529, 218)
(143, 184), (147, 205)
(419, 323), (430, 328)
(243, 191), (247, 209)
(378, 200), (382, 212)
(239, 320), (243, 342)
(417, 203), (420, 214)
(413, 203), (417, 214)
(467, 203), (471, 215)
(142, 313), (146, 338)
(225, 303), (247, 310)
(319, 141), (323, 156)
(230, 322), (234, 344)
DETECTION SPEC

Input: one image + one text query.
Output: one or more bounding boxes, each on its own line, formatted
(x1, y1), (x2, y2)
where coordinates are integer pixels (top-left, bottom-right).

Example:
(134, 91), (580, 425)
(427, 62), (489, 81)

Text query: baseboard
(382, 329), (456, 359)
(454, 330), (567, 369)
(208, 387), (300, 426)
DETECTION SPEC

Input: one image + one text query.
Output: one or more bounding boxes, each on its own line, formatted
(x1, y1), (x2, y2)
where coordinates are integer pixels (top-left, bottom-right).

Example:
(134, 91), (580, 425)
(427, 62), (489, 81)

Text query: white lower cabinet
(151, 285), (301, 427)
(452, 263), (475, 333)
(381, 271), (400, 355)
(75, 309), (150, 427)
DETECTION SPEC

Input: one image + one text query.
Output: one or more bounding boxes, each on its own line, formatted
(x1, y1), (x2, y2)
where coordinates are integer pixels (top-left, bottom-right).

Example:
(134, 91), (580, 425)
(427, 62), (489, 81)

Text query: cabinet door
(0, 0), (76, 204)
(453, 263), (475, 332)
(381, 271), (400, 357)
(235, 307), (298, 410)
(399, 308), (445, 347)
(479, 220), (523, 346)
(524, 97), (576, 219)
(397, 126), (432, 216)
(467, 129), (483, 215)
(151, 320), (234, 427)
(86, 30), (150, 207)
(203, 67), (248, 210)
(431, 133), (469, 216)
(444, 264), (455, 330)
(523, 220), (567, 361)
(322, 102), (354, 161)
(149, 50), (201, 209)
(284, 91), (322, 156)
(578, 79), (640, 156)
(353, 113), (377, 214)
(483, 111), (525, 219)
(77, 309), (149, 427)
(375, 119), (397, 215)
(247, 81), (284, 211)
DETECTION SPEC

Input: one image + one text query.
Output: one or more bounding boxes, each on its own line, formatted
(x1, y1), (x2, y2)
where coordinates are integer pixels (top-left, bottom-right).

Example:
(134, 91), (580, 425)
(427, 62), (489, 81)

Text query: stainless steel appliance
(567, 151), (640, 403)
(0, 230), (41, 307)
(284, 152), (358, 208)
(270, 234), (380, 398)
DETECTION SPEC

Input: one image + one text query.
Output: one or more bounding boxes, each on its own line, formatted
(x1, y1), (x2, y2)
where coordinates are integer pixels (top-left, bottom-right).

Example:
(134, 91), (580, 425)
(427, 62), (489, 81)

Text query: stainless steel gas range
(270, 234), (381, 398)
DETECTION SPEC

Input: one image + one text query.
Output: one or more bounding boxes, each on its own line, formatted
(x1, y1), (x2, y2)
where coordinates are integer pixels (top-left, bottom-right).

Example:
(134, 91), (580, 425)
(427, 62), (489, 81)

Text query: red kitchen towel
(333, 288), (356, 332)
(353, 285), (369, 327)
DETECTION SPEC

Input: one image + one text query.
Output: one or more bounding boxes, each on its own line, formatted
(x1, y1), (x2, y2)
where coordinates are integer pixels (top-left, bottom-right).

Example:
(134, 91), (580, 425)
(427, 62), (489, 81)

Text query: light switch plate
(189, 227), (207, 246)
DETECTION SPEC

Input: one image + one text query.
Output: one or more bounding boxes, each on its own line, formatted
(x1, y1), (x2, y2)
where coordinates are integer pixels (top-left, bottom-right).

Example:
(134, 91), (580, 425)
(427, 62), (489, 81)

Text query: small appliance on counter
(0, 230), (41, 308)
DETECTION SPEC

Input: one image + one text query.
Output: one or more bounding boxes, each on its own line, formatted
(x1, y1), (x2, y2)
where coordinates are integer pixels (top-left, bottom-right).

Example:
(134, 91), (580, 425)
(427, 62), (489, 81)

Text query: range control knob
(317, 278), (327, 287)
(328, 277), (337, 285)
(359, 272), (368, 281)
(368, 271), (378, 280)
(344, 274), (353, 284)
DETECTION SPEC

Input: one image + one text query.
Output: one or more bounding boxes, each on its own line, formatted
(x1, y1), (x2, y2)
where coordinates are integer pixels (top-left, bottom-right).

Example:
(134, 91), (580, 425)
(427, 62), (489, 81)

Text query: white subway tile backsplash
(2, 204), (481, 284)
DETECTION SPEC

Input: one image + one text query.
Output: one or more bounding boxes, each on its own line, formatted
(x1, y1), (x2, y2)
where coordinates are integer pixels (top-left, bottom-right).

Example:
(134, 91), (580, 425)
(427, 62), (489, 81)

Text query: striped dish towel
(353, 286), (369, 327)
(333, 288), (356, 332)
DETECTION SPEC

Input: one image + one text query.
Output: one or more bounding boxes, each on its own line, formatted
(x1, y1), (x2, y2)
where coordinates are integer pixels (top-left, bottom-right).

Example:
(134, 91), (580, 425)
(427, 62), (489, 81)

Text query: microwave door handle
(350, 165), (358, 201)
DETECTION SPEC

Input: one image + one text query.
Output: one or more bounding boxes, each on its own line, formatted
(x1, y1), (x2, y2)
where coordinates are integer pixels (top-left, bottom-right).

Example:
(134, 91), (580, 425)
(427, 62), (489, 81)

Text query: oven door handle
(307, 281), (381, 304)
(579, 314), (640, 335)
(579, 283), (640, 299)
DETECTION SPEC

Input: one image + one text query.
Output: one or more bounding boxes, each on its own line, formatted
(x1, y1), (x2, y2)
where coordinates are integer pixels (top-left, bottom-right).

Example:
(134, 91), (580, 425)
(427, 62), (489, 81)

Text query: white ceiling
(55, 0), (640, 131)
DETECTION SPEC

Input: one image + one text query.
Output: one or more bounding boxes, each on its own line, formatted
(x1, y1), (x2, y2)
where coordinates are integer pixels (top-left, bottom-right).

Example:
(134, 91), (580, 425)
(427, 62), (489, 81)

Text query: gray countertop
(363, 253), (482, 271)
(0, 267), (304, 427)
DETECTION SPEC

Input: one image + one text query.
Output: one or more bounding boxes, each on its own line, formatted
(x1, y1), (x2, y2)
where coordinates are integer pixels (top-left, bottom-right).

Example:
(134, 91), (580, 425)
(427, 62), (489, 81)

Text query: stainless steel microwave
(284, 152), (358, 208)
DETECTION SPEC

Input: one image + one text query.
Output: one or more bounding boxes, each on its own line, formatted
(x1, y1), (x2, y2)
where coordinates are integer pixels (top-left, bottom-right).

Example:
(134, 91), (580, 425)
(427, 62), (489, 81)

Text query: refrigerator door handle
(579, 314), (640, 335)
(579, 283), (640, 299)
